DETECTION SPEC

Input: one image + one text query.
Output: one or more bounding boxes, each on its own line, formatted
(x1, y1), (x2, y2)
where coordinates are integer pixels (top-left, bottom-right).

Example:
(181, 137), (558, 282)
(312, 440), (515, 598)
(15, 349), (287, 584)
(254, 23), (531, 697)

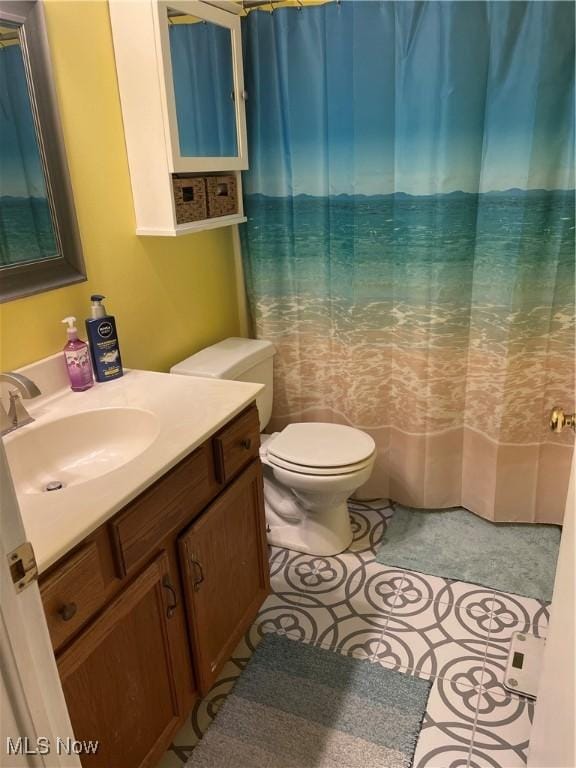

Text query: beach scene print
(243, 190), (574, 446)
(240, 3), (575, 522)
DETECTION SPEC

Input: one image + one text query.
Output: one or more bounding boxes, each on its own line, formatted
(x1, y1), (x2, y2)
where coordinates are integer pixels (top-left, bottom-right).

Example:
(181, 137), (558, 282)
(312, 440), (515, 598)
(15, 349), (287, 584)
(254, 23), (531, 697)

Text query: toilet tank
(170, 337), (276, 430)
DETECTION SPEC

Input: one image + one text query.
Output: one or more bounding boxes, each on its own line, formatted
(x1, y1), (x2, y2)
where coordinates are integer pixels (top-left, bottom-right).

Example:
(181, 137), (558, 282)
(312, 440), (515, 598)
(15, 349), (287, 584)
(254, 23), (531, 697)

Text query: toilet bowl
(260, 424), (375, 555)
(260, 422), (375, 555)
(170, 337), (376, 556)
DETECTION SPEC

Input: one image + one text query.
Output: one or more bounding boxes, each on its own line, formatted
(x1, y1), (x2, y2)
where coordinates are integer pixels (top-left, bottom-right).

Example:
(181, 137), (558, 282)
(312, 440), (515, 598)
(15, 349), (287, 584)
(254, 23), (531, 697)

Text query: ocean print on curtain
(240, 1), (575, 524)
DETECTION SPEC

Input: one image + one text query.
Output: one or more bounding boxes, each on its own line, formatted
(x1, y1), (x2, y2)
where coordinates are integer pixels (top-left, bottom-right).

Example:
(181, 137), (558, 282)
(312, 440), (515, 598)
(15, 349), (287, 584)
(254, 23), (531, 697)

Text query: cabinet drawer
(41, 542), (107, 652)
(213, 405), (260, 484)
(110, 445), (214, 576)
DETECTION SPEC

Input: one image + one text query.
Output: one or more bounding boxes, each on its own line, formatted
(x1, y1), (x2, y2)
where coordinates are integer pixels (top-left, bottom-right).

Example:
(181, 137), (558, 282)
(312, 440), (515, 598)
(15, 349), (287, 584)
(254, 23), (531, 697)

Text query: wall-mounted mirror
(0, 0), (85, 303)
(168, 10), (237, 157)
(156, 0), (248, 173)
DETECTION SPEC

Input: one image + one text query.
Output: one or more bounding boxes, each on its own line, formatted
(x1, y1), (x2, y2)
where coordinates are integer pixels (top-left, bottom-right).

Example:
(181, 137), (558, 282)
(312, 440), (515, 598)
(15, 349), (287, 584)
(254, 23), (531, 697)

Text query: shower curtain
(240, 1), (575, 524)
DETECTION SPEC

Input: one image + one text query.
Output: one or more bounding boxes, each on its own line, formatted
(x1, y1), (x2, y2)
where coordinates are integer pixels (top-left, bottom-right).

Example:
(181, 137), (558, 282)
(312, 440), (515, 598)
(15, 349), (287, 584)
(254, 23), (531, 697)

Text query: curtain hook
(297, 0), (303, 10)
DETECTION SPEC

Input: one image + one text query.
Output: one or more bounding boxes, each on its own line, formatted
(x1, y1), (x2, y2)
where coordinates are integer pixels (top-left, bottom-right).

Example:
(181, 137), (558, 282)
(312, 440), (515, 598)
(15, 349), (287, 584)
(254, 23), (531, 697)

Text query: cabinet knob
(241, 438), (252, 451)
(58, 602), (77, 622)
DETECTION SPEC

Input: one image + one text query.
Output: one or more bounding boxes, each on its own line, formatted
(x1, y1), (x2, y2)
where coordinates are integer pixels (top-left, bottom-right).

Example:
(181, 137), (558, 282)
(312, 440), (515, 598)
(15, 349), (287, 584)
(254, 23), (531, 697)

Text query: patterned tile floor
(158, 500), (550, 768)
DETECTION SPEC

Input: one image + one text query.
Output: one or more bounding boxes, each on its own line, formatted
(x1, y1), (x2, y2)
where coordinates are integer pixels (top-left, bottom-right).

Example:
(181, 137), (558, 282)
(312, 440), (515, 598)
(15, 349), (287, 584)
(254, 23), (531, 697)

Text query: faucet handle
(0, 400), (12, 435)
(8, 390), (21, 423)
(8, 390), (35, 429)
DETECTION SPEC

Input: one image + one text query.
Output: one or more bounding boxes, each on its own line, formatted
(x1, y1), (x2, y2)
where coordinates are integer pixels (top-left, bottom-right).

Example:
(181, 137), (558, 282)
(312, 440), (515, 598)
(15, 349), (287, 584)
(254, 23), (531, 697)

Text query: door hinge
(8, 542), (38, 592)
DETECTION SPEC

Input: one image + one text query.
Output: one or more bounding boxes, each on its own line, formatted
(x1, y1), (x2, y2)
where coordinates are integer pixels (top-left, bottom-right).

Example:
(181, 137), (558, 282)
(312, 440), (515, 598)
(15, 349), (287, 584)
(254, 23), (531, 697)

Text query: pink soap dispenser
(61, 316), (94, 392)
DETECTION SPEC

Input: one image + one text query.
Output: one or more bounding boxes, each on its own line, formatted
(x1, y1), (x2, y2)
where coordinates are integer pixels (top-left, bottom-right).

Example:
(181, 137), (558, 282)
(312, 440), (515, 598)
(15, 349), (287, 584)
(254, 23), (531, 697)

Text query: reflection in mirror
(0, 22), (59, 266)
(0, 0), (85, 303)
(168, 10), (237, 158)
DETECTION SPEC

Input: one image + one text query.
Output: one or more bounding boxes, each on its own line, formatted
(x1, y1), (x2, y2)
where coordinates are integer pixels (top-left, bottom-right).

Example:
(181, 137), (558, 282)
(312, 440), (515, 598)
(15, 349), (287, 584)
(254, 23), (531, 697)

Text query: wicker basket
(206, 175), (238, 218)
(172, 176), (207, 224)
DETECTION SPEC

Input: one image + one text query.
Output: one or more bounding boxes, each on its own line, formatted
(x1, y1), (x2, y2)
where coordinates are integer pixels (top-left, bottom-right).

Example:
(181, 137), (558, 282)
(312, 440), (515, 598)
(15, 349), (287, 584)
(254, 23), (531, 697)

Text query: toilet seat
(267, 453), (374, 476)
(266, 423), (375, 476)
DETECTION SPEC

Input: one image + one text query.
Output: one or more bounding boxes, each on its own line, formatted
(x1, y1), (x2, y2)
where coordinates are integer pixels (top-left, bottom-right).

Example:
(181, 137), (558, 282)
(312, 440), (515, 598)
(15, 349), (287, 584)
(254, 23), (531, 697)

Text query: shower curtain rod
(240, 0), (336, 14)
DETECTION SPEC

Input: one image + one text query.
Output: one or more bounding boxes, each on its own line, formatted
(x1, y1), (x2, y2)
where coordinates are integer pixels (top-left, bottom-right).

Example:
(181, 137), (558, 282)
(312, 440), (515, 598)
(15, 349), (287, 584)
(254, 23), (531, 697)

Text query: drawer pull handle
(241, 438), (252, 450)
(162, 576), (178, 619)
(58, 602), (77, 622)
(191, 559), (205, 592)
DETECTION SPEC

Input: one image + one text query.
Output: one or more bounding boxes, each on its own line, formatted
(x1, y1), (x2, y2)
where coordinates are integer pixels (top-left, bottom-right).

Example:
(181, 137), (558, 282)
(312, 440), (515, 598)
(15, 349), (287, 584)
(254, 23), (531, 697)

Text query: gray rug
(187, 634), (431, 768)
(376, 506), (561, 602)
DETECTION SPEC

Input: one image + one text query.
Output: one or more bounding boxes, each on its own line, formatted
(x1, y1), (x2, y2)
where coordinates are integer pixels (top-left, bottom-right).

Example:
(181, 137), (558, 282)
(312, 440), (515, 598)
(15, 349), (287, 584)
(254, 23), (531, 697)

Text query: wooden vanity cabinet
(39, 404), (269, 768)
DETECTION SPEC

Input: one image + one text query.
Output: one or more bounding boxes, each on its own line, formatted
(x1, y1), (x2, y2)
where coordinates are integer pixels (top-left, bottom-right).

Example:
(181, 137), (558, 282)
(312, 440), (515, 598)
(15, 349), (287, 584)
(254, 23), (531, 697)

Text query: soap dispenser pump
(61, 316), (94, 392)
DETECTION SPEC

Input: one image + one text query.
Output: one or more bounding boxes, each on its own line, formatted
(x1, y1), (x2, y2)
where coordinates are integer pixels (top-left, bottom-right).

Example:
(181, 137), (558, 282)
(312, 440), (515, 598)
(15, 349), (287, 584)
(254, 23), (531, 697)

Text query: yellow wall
(0, 0), (242, 373)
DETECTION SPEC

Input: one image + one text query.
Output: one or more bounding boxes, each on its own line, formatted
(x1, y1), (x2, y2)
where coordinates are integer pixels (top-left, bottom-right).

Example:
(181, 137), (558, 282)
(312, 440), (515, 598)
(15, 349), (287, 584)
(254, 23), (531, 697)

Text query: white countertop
(4, 368), (262, 574)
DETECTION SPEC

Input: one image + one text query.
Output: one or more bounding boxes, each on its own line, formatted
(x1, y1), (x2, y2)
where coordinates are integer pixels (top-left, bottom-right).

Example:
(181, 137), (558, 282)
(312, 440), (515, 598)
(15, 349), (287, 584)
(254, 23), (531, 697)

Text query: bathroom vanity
(37, 403), (267, 768)
(3, 357), (269, 768)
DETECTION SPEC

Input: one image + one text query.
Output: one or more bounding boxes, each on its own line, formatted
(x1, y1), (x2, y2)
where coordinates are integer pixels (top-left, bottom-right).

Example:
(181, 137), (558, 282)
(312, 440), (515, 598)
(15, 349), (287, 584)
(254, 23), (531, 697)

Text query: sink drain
(44, 480), (64, 492)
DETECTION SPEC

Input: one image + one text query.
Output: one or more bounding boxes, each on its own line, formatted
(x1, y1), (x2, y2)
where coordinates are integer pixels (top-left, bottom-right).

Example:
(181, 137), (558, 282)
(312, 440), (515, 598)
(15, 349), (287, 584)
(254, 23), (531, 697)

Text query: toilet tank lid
(170, 337), (276, 380)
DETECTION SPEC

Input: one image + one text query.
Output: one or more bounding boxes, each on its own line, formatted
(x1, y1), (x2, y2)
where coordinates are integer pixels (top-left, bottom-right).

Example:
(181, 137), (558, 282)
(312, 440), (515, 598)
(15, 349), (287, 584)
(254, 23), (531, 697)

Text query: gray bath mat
(187, 634), (431, 768)
(376, 506), (561, 602)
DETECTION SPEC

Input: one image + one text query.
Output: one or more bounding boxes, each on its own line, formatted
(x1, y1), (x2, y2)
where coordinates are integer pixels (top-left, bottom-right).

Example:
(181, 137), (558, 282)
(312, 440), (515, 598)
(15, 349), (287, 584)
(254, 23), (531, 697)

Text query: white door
(527, 452), (575, 767)
(0, 444), (79, 768)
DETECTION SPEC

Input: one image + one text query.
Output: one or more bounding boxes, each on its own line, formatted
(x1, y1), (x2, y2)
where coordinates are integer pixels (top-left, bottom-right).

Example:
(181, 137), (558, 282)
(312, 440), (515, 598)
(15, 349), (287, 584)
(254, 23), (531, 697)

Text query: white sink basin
(5, 407), (160, 494)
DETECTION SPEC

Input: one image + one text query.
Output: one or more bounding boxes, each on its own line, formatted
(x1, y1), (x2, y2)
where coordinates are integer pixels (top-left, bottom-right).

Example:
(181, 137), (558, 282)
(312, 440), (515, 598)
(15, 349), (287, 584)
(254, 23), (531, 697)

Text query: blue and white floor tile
(158, 499), (548, 768)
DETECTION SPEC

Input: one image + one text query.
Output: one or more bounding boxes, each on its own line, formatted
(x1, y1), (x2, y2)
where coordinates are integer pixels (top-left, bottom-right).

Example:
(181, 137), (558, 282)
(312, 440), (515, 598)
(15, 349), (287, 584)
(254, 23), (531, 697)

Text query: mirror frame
(155, 0), (248, 173)
(0, 0), (86, 303)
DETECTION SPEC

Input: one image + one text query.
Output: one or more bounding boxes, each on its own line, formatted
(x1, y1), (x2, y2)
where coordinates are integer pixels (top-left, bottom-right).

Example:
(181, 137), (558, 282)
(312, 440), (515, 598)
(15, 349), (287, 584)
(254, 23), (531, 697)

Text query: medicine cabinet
(109, 0), (248, 236)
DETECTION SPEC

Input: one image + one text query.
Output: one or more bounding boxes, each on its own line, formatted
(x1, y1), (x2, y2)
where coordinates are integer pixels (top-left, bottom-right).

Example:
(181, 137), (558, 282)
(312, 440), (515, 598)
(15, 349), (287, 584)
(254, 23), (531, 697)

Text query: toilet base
(264, 498), (353, 556)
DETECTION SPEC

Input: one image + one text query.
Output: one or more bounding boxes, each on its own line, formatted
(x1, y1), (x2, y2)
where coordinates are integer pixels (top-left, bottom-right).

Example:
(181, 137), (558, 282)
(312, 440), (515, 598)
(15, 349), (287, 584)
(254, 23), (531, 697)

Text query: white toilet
(171, 338), (376, 556)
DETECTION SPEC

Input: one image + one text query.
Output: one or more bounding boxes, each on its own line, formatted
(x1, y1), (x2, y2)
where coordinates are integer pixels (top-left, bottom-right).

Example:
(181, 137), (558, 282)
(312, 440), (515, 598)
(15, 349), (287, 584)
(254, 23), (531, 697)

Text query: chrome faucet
(0, 372), (42, 437)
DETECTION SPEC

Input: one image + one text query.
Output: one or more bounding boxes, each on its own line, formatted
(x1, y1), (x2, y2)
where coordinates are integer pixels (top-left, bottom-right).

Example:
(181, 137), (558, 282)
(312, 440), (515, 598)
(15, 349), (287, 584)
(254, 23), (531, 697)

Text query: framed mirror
(0, 0), (86, 303)
(156, 0), (248, 172)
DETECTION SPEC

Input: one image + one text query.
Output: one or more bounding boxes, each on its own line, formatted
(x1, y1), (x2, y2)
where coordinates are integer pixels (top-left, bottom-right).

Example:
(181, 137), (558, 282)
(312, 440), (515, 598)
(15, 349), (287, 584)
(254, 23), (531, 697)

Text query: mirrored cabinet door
(168, 11), (238, 158)
(156, 1), (248, 172)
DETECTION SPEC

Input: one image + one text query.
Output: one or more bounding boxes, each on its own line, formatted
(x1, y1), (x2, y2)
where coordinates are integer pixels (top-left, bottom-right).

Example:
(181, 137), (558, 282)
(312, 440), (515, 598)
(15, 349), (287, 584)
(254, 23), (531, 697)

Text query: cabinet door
(179, 460), (269, 693)
(57, 553), (182, 768)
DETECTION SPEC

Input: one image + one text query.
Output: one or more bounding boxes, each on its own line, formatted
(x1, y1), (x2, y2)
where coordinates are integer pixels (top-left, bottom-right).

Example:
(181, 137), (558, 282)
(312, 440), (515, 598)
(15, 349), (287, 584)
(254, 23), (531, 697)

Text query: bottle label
(65, 347), (91, 371)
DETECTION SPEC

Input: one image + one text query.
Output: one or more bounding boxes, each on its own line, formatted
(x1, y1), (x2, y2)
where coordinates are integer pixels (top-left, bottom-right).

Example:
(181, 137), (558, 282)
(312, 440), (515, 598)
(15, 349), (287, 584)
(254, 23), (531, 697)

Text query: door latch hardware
(549, 406), (576, 433)
(8, 542), (38, 592)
